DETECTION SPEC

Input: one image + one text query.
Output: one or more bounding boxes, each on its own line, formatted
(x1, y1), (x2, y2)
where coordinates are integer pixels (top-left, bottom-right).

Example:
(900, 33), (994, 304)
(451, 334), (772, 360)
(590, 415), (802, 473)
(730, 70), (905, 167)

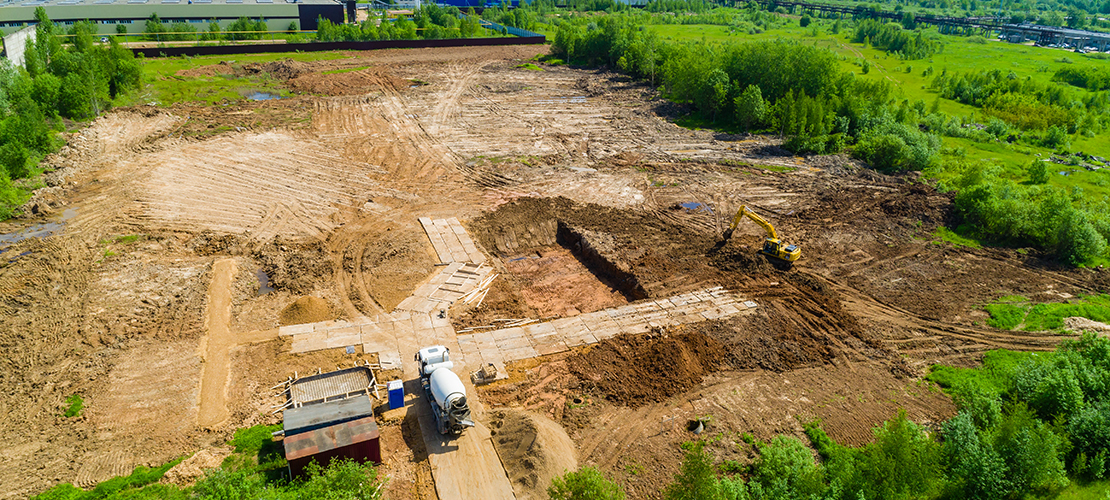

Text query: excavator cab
(721, 205), (801, 265)
(762, 238), (801, 263)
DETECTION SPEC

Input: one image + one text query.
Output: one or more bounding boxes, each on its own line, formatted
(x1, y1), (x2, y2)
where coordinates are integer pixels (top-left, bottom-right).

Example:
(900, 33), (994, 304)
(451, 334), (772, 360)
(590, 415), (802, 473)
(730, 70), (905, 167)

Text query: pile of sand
(1065, 317), (1110, 336)
(279, 296), (335, 326)
(160, 447), (232, 486)
(489, 409), (578, 500)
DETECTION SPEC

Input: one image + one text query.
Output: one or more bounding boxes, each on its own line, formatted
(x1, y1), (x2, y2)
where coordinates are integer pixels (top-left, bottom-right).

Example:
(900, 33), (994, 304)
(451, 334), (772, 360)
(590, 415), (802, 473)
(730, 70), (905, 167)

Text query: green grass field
(137, 52), (351, 106)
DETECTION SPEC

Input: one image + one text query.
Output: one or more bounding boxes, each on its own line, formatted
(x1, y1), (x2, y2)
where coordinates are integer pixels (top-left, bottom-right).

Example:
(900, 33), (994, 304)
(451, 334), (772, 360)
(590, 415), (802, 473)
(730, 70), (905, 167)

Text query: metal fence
(131, 34), (545, 57)
(477, 18), (542, 38)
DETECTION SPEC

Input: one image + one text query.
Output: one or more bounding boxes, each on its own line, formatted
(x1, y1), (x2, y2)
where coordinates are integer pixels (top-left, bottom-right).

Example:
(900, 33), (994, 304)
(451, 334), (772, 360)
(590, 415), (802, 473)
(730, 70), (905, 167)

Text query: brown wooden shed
(282, 396), (381, 477)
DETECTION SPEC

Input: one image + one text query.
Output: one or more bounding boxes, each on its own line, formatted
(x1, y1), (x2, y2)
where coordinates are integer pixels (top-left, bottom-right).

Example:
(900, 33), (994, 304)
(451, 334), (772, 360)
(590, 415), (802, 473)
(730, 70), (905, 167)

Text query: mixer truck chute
(415, 345), (475, 436)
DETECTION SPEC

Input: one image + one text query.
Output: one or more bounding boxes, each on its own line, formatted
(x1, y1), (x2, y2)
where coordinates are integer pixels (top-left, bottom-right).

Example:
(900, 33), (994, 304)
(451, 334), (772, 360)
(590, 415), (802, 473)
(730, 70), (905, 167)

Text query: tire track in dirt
(428, 61), (490, 136)
(132, 131), (380, 239)
(311, 74), (487, 317)
(823, 276), (1072, 364)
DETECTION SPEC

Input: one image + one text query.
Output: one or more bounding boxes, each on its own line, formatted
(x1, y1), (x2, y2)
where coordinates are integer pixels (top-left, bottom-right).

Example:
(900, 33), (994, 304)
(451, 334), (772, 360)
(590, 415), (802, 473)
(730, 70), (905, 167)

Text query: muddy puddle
(679, 201), (713, 214)
(0, 208), (76, 260)
(247, 91), (282, 100)
(256, 269), (275, 295)
(533, 96), (587, 105)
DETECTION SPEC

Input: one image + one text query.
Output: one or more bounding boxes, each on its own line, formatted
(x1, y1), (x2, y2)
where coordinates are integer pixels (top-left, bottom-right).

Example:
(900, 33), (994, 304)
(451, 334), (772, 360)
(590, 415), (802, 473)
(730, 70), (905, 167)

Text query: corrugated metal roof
(289, 366), (374, 406)
(283, 415), (379, 461)
(284, 396), (375, 436)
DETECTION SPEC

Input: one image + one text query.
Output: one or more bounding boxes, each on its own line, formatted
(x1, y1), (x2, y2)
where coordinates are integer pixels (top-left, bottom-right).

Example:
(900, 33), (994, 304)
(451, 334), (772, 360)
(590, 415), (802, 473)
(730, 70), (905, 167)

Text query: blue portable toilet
(387, 380), (404, 410)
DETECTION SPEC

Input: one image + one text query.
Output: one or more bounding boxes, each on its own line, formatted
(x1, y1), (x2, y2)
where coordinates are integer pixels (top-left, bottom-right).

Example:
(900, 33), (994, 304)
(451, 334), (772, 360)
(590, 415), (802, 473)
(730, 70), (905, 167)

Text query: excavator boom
(726, 205), (777, 240)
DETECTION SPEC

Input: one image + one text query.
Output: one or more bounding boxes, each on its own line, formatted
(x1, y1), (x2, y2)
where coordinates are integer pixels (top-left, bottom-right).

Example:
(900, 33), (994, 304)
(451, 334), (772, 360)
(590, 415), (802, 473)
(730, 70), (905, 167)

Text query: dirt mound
(176, 61), (235, 78)
(160, 447), (232, 486)
(798, 178), (954, 228)
(279, 296), (336, 326)
(489, 409), (577, 500)
(710, 244), (776, 274)
(288, 68), (410, 96)
(253, 236), (331, 295)
(189, 231), (247, 256)
(568, 330), (726, 406)
(237, 59), (313, 80)
(264, 59), (312, 80)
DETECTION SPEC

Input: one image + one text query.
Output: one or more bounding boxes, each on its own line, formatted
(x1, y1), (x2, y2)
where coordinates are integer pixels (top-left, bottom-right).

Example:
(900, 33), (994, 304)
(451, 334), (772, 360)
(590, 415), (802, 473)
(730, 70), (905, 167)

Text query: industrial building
(0, 0), (349, 35)
(998, 23), (1110, 52)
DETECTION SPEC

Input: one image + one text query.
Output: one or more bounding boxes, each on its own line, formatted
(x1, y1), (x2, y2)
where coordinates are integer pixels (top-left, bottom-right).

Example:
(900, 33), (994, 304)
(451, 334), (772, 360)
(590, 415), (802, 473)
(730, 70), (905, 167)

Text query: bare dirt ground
(0, 44), (1106, 499)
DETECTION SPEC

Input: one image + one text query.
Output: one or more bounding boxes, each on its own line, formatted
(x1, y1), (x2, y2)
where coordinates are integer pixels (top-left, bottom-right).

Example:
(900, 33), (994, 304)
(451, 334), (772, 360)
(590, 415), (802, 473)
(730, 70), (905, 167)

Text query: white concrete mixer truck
(415, 345), (475, 436)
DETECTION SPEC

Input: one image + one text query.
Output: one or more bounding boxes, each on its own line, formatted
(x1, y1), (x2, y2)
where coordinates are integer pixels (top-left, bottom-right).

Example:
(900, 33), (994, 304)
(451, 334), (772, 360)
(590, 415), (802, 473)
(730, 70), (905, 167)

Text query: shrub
(855, 410), (943, 500)
(749, 436), (824, 499)
(1028, 161), (1049, 184)
(665, 441), (720, 500)
(549, 466), (626, 500)
(942, 411), (1009, 500)
(1069, 401), (1110, 480)
(993, 403), (1069, 493)
(63, 394), (83, 417)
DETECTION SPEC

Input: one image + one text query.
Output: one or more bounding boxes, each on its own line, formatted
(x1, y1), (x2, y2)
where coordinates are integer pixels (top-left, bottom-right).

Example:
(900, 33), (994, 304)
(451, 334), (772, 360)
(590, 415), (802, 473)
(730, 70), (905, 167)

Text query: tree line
(851, 19), (943, 59)
(551, 15), (942, 165)
(930, 68), (1108, 138)
(550, 333), (1110, 499)
(0, 8), (141, 219)
(142, 14), (281, 42)
(316, 5), (491, 42)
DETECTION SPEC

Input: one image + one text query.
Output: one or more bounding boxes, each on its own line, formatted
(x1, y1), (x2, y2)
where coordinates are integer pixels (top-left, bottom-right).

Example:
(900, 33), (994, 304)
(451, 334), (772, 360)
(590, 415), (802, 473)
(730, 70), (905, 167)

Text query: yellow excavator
(721, 205), (801, 264)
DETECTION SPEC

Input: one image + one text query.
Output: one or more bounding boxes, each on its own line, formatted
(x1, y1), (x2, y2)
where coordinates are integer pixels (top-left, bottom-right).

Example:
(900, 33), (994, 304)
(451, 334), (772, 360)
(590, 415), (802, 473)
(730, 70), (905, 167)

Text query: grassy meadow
(132, 52), (352, 106)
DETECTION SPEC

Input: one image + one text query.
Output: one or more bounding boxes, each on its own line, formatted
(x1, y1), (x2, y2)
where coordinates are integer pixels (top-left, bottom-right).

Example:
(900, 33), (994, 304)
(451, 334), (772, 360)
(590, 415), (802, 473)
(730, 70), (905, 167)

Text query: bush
(853, 122), (941, 172)
(63, 394), (83, 417)
(1069, 401), (1110, 480)
(994, 403), (1069, 493)
(1028, 161), (1049, 184)
(1041, 125), (1071, 150)
(292, 459), (383, 500)
(749, 436), (824, 499)
(855, 410), (943, 499)
(665, 441), (721, 500)
(942, 411), (1009, 500)
(1057, 210), (1107, 267)
(549, 466), (626, 500)
(192, 468), (266, 500)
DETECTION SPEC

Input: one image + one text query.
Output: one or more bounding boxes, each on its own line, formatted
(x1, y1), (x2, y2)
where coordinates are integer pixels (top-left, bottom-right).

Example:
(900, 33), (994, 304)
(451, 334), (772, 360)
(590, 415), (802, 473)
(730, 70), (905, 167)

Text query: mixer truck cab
(415, 346), (475, 436)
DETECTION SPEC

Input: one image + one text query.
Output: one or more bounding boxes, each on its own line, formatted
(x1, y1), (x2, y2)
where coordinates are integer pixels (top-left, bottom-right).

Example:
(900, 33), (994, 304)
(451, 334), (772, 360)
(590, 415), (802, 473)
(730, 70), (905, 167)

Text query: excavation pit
(503, 245), (629, 318)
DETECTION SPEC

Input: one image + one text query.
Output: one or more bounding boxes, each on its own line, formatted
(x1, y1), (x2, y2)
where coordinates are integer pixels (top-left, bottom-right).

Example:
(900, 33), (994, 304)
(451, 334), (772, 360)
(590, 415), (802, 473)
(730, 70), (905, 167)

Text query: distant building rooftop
(0, 0), (344, 35)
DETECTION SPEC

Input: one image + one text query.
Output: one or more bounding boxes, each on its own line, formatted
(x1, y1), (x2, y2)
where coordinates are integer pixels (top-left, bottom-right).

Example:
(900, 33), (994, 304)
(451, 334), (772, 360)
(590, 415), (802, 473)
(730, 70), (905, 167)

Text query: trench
(555, 221), (648, 302)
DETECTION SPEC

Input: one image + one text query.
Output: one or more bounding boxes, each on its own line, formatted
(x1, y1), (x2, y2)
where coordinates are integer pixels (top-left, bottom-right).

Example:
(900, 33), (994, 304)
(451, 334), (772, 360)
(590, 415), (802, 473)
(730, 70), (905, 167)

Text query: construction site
(1, 44), (1107, 499)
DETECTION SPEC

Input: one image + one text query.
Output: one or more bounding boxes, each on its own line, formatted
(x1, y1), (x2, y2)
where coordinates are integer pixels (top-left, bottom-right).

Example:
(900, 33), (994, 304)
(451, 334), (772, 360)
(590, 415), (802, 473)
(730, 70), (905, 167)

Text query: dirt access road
(0, 44), (1106, 499)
